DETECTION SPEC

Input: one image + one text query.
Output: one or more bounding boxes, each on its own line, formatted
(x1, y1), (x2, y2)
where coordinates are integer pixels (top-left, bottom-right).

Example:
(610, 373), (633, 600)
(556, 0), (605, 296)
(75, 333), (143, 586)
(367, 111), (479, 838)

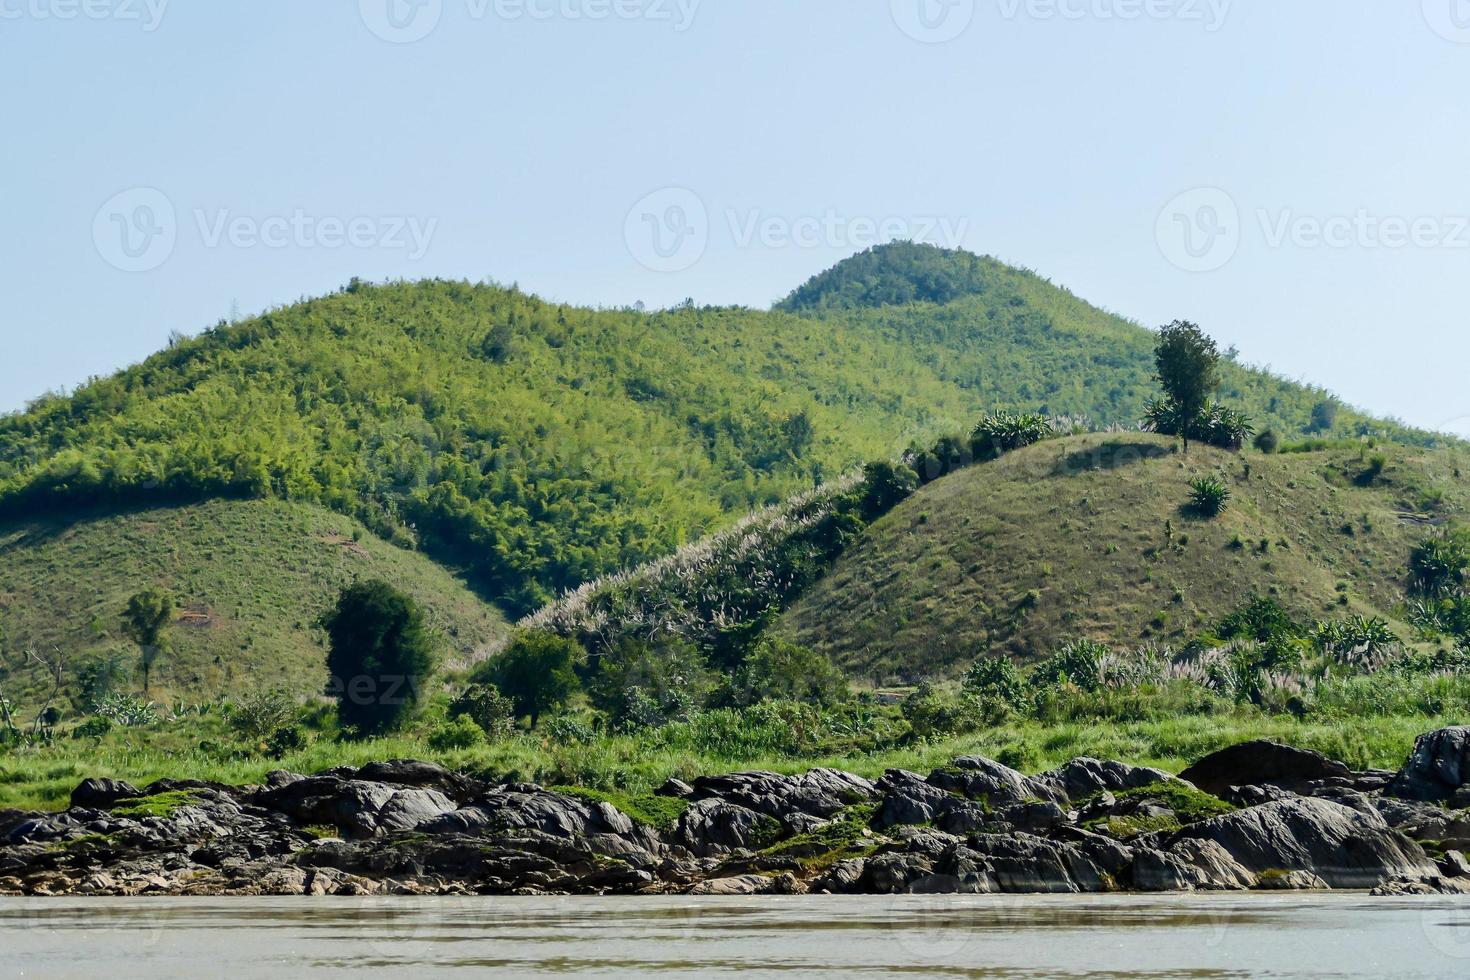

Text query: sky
(2, 0), (1468, 435)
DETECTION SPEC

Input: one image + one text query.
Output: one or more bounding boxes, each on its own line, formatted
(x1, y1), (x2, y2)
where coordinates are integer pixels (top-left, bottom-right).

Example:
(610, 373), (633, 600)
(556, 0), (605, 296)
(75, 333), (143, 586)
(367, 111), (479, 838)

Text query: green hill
(0, 244), (1452, 707)
(0, 499), (507, 707)
(779, 433), (1470, 683)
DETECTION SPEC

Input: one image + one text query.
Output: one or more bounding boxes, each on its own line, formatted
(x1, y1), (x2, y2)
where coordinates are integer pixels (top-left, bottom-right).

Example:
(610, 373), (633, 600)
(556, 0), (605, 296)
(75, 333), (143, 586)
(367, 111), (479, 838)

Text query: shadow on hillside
(1049, 439), (1171, 478)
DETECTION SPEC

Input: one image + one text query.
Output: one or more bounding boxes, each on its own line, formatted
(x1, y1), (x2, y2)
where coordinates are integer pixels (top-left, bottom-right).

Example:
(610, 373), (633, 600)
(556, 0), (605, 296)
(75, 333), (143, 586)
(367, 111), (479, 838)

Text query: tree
(122, 588), (173, 696)
(1310, 399), (1340, 434)
(322, 580), (435, 737)
(1153, 321), (1220, 453)
(478, 631), (581, 729)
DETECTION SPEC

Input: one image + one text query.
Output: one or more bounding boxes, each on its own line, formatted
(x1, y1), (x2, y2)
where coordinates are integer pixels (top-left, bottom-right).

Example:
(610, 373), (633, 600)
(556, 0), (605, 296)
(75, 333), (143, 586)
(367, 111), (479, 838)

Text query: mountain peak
(776, 241), (1005, 313)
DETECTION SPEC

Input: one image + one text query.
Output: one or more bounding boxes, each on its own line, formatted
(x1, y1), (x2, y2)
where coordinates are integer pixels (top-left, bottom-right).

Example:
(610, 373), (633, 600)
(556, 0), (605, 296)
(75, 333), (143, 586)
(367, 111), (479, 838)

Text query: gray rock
(1175, 797), (1435, 889)
(1387, 727), (1470, 802)
(375, 789), (457, 834)
(927, 757), (1064, 807)
(70, 779), (141, 810)
(1131, 839), (1255, 892)
(875, 770), (954, 828)
(673, 799), (772, 857)
(1256, 869), (1329, 890)
(690, 769), (873, 821)
(1040, 758), (1173, 802)
(1179, 740), (1353, 797)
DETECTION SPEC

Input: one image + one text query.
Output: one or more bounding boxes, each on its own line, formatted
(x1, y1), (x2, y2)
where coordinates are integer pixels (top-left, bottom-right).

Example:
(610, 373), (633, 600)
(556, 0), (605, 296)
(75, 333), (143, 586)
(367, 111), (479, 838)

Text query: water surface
(4, 894), (1470, 978)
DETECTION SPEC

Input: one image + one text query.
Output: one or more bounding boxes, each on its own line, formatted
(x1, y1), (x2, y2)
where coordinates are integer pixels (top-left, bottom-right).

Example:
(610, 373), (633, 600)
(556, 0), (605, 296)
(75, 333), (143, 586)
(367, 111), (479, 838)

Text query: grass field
(0, 498), (508, 709)
(782, 433), (1470, 682)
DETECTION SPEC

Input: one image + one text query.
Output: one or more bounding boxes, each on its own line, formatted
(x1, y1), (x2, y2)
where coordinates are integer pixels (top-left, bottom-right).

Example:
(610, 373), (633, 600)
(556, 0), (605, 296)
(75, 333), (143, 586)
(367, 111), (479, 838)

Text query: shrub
(1254, 430), (1279, 454)
(587, 636), (711, 728)
(448, 683), (516, 741)
(72, 715), (113, 739)
(477, 631), (582, 729)
(92, 693), (158, 727)
(1315, 616), (1400, 666)
(266, 725), (307, 758)
(544, 716), (595, 745)
(1032, 639), (1109, 692)
(901, 685), (985, 739)
(726, 637), (848, 708)
(75, 651), (133, 711)
(322, 580), (436, 738)
(857, 460), (919, 521)
(427, 716), (484, 751)
(227, 690), (297, 742)
(1187, 476), (1230, 517)
(971, 411), (1055, 460)
(1411, 530), (1470, 596)
(963, 656), (1026, 708)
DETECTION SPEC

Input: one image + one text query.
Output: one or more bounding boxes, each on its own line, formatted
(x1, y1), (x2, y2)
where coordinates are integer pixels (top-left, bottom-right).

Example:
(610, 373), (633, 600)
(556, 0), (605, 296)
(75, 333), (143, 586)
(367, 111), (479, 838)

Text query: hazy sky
(3, 1), (1468, 435)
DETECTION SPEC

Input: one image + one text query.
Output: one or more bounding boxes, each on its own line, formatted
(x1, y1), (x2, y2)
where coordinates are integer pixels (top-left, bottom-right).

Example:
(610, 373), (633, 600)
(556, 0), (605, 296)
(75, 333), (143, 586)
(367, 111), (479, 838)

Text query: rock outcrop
(2, 729), (1464, 898)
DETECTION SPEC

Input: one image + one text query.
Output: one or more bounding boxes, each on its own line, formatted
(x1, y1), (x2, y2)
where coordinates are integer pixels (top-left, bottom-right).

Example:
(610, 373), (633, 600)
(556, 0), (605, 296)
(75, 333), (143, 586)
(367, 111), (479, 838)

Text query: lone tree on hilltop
(1154, 320), (1220, 453)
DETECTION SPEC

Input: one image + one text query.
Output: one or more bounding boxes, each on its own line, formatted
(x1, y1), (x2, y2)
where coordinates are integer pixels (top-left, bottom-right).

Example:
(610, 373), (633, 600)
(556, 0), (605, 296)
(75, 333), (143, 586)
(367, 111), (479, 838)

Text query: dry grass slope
(781, 433), (1469, 683)
(0, 499), (508, 708)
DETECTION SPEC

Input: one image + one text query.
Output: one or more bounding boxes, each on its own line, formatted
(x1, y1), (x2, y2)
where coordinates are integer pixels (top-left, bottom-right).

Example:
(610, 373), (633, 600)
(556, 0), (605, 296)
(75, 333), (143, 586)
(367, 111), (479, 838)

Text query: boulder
(1174, 797), (1435, 889)
(673, 799), (773, 857)
(1040, 758), (1174, 802)
(1386, 727), (1470, 802)
(1178, 740), (1353, 796)
(69, 778), (142, 810)
(875, 770), (954, 828)
(927, 757), (1064, 807)
(689, 769), (874, 820)
(1130, 839), (1255, 892)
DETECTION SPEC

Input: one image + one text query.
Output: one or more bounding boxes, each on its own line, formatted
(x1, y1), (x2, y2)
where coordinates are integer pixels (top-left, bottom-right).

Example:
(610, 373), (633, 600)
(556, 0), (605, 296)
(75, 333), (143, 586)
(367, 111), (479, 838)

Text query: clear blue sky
(3, 1), (1468, 435)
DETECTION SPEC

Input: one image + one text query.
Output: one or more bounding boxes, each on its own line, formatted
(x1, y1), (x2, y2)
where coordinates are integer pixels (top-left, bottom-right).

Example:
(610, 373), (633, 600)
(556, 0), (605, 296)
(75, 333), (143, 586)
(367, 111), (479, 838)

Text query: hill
(779, 433), (1470, 683)
(0, 499), (507, 707)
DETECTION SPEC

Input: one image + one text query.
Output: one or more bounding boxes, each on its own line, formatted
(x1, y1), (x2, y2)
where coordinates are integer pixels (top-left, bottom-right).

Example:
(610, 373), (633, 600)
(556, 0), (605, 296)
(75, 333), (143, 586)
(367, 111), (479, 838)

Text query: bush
(726, 637), (848, 709)
(1218, 594), (1304, 644)
(1411, 530), (1469, 596)
(544, 716), (595, 745)
(901, 685), (986, 739)
(1254, 430), (1279, 454)
(72, 715), (113, 739)
(587, 636), (711, 729)
(322, 580), (436, 738)
(1032, 639), (1108, 692)
(227, 690), (296, 742)
(448, 683), (516, 741)
(266, 725), (307, 758)
(92, 693), (158, 727)
(857, 460), (918, 521)
(427, 716), (484, 751)
(963, 656), (1026, 708)
(971, 411), (1055, 460)
(477, 631), (582, 729)
(1188, 476), (1231, 517)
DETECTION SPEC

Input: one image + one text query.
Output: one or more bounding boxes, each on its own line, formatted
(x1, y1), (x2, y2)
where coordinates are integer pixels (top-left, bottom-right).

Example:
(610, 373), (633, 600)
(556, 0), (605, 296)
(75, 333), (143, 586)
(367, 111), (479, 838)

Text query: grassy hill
(0, 499), (507, 707)
(780, 433), (1470, 683)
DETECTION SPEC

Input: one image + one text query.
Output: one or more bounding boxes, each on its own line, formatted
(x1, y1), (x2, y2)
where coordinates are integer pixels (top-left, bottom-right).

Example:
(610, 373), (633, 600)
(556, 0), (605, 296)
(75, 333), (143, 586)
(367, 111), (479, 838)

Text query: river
(3, 894), (1469, 977)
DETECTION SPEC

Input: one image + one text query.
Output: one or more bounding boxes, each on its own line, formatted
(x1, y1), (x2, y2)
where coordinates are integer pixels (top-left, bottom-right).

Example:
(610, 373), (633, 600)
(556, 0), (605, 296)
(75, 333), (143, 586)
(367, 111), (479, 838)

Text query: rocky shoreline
(3, 728), (1468, 899)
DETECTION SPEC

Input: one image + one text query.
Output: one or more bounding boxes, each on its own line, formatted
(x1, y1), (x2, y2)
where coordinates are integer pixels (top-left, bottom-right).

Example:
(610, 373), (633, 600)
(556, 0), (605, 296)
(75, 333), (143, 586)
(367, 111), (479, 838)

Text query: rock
(1179, 741), (1353, 797)
(1387, 727), (1470, 802)
(1372, 875), (1470, 896)
(926, 757), (1064, 808)
(1255, 869), (1329, 890)
(69, 778), (142, 810)
(996, 801), (1070, 835)
(690, 770), (874, 821)
(1040, 758), (1174, 802)
(1175, 798), (1435, 889)
(656, 778), (694, 798)
(375, 789), (457, 834)
(1439, 851), (1470, 878)
(1131, 839), (1255, 892)
(689, 874), (780, 896)
(874, 770), (953, 829)
(957, 833), (1103, 893)
(673, 799), (773, 857)
(809, 858), (867, 894)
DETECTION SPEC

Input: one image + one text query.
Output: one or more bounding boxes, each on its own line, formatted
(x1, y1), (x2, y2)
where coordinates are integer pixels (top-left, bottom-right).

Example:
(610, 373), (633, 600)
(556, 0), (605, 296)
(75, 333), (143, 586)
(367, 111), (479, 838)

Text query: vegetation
(122, 588), (173, 696)
(322, 580), (436, 737)
(476, 632), (582, 729)
(1188, 476), (1231, 517)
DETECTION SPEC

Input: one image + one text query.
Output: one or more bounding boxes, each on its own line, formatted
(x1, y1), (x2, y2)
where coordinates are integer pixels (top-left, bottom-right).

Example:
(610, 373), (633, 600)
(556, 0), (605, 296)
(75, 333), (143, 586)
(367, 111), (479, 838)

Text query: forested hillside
(0, 245), (1437, 619)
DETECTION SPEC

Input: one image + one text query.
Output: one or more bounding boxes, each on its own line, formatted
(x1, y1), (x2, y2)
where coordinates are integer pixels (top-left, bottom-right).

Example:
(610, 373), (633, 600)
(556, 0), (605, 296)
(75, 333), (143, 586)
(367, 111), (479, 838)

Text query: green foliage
(266, 724), (308, 758)
(1188, 476), (1231, 517)
(72, 715), (113, 739)
(477, 632), (582, 728)
(901, 684), (985, 739)
(122, 588), (173, 695)
(1411, 529), (1470, 596)
(970, 411), (1055, 460)
(92, 693), (158, 727)
(550, 786), (691, 832)
(1255, 429), (1280, 454)
(587, 636), (711, 730)
(1311, 399), (1341, 434)
(75, 651), (132, 711)
(1314, 616), (1399, 659)
(962, 656), (1026, 708)
(322, 580), (435, 737)
(1218, 594), (1305, 644)
(1032, 639), (1110, 692)
(858, 460), (919, 521)
(427, 716), (485, 751)
(448, 683), (516, 741)
(1152, 321), (1221, 452)
(726, 637), (848, 709)
(110, 790), (202, 820)
(778, 241), (1006, 312)
(226, 691), (297, 743)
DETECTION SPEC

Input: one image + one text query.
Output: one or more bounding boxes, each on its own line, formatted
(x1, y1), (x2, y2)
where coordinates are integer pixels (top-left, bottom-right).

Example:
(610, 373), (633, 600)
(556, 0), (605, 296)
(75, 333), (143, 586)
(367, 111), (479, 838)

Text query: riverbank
(3, 728), (1467, 898)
